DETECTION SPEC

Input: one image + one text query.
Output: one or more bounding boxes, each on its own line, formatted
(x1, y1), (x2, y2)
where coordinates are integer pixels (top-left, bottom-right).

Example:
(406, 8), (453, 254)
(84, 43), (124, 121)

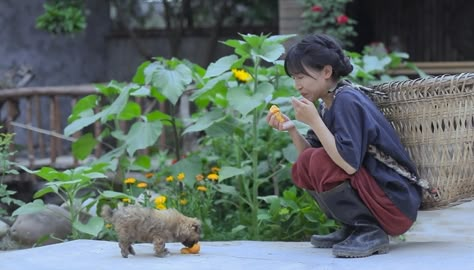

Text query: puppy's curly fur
(101, 204), (201, 258)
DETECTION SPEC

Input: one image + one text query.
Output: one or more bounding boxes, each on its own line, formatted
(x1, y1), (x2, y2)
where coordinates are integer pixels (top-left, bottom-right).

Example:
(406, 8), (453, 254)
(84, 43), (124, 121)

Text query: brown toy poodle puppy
(101, 204), (201, 258)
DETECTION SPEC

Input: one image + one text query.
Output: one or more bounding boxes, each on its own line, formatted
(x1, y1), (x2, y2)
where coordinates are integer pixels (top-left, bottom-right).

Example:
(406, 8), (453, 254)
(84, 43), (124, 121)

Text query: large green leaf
(64, 85), (131, 136)
(362, 55), (391, 73)
(282, 144), (298, 163)
(241, 33), (266, 48)
(64, 113), (101, 137)
(146, 62), (192, 105)
(204, 55), (238, 78)
(190, 72), (232, 101)
(132, 61), (150, 84)
(12, 199), (46, 216)
(117, 101), (141, 120)
(35, 167), (70, 181)
(71, 95), (98, 116)
(204, 115), (240, 137)
(72, 133), (97, 160)
(100, 190), (132, 199)
(73, 216), (104, 237)
(266, 34), (297, 44)
(183, 109), (226, 134)
(125, 121), (163, 156)
(130, 86), (151, 97)
(254, 43), (285, 63)
(132, 155), (151, 170)
(218, 166), (246, 181)
(169, 156), (203, 189)
(227, 82), (274, 116)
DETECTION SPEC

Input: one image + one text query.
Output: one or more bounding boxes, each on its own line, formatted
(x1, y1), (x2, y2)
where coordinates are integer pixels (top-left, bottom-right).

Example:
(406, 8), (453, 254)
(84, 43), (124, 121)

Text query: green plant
(299, 0), (357, 47)
(36, 0), (87, 34)
(13, 164), (108, 240)
(347, 42), (428, 86)
(259, 186), (337, 241)
(183, 33), (301, 239)
(0, 130), (24, 218)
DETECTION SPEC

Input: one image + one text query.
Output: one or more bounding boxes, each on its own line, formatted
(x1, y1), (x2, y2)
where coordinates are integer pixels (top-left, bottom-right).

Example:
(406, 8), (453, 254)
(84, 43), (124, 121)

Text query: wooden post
(278, 0), (305, 35)
(26, 97), (35, 167)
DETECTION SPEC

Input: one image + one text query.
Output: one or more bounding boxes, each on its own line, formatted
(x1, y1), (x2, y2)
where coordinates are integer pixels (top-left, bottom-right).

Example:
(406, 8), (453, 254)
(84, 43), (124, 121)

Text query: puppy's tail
(100, 204), (115, 223)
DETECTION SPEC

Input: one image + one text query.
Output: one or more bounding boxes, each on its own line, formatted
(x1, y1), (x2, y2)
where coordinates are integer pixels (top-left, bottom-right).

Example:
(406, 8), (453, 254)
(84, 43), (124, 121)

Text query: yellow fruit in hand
(180, 242), (200, 254)
(269, 105), (285, 123)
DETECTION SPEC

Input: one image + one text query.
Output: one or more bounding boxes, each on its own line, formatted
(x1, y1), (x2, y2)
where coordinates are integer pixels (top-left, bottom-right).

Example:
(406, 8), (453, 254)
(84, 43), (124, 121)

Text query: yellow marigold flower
(180, 199), (188, 205)
(211, 166), (220, 173)
(145, 173), (154, 179)
(122, 198), (131, 203)
(195, 174), (204, 181)
(177, 172), (185, 181)
(207, 173), (219, 181)
(137, 182), (148, 188)
(155, 203), (167, 210)
(197, 186), (207, 192)
(154, 196), (167, 205)
(105, 223), (113, 229)
(232, 68), (252, 83)
(166, 175), (174, 182)
(124, 177), (136, 184)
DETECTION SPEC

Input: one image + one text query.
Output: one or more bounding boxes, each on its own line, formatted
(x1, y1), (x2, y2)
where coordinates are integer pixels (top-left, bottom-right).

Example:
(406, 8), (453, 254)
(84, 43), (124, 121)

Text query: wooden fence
(0, 85), (99, 169)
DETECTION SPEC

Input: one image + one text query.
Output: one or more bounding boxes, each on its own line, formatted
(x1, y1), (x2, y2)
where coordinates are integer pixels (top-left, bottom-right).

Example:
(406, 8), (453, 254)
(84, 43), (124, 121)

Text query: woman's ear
(322, 65), (333, 79)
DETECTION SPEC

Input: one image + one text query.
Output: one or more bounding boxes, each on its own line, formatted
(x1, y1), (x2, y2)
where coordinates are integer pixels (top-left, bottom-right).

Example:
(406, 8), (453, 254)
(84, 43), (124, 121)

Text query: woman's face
(291, 65), (334, 102)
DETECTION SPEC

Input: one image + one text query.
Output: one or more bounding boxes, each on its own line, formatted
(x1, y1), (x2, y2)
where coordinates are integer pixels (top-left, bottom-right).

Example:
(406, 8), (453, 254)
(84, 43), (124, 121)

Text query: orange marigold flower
(177, 172), (185, 181)
(166, 175), (174, 182)
(207, 173), (219, 181)
(122, 198), (131, 203)
(211, 167), (220, 173)
(145, 173), (154, 179)
(137, 182), (148, 188)
(195, 174), (204, 181)
(124, 177), (136, 184)
(197, 186), (207, 192)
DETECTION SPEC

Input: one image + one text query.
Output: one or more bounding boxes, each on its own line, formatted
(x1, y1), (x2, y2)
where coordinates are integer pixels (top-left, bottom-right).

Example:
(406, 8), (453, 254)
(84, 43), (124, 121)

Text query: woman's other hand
(291, 97), (319, 126)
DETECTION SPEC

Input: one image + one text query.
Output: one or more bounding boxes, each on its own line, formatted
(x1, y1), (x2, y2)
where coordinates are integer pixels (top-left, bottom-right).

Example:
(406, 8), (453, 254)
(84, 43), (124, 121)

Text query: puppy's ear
(191, 222), (201, 233)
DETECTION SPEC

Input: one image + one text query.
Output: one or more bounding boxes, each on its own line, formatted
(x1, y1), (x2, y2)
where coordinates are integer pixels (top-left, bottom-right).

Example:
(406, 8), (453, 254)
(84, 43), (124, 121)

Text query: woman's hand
(291, 97), (319, 126)
(266, 110), (295, 131)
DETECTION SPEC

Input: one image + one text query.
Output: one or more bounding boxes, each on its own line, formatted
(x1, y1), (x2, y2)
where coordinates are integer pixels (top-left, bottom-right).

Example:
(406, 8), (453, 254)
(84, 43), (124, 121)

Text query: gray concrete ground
(2, 200), (474, 270)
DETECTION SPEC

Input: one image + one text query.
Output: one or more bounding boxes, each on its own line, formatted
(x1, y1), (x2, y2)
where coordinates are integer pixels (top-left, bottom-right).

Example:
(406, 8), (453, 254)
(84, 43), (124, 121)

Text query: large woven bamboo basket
(372, 73), (474, 210)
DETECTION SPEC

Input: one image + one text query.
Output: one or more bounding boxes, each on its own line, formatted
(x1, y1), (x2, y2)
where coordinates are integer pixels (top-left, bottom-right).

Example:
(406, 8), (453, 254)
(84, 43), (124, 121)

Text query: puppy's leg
(119, 241), (133, 258)
(128, 245), (136, 256)
(153, 237), (169, 257)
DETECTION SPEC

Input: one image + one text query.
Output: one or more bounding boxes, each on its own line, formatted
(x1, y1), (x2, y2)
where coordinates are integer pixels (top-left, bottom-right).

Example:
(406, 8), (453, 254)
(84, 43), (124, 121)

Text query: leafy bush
(299, 0), (357, 47)
(0, 130), (24, 219)
(36, 0), (86, 35)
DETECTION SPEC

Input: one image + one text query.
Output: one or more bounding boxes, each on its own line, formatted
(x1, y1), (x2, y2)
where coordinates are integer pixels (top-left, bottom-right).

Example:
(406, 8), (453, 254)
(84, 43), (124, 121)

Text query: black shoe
(310, 225), (353, 248)
(332, 224), (389, 258)
(316, 181), (391, 258)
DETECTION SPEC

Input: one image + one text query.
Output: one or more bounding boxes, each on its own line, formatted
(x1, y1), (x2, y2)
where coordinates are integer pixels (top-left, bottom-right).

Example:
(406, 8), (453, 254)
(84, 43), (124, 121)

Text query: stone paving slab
(1, 239), (474, 270)
(2, 200), (474, 270)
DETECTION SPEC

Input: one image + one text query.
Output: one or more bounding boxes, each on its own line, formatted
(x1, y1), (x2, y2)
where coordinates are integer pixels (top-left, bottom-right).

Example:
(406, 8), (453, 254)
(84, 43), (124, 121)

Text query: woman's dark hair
(284, 34), (353, 80)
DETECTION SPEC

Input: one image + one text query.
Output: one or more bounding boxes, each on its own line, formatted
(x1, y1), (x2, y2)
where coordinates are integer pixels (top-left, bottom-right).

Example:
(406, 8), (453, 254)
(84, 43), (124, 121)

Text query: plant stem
(250, 59), (260, 239)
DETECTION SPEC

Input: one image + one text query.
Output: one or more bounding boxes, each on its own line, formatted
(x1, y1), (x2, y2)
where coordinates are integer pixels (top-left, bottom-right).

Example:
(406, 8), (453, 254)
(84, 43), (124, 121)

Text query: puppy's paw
(155, 248), (170, 258)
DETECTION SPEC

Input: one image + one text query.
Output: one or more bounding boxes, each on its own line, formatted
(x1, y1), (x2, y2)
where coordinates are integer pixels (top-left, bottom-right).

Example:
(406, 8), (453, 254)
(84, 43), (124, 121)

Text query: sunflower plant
(183, 33), (300, 239)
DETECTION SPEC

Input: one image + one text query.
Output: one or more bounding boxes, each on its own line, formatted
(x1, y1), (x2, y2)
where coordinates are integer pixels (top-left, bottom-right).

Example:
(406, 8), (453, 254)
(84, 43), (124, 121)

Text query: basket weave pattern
(373, 73), (474, 209)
